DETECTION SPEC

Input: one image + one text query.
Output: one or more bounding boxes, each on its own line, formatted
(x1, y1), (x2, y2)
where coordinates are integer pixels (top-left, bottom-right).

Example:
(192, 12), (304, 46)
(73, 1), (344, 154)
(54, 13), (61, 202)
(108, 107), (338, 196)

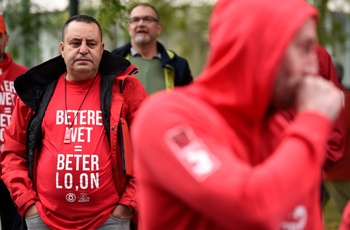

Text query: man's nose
(305, 51), (318, 76)
(79, 42), (89, 54)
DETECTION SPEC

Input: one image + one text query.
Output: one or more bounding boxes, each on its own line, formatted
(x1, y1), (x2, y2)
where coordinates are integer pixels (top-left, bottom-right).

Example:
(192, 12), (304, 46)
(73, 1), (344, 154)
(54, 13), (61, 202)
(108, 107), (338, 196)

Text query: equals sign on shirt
(4, 107), (11, 114)
(74, 145), (83, 152)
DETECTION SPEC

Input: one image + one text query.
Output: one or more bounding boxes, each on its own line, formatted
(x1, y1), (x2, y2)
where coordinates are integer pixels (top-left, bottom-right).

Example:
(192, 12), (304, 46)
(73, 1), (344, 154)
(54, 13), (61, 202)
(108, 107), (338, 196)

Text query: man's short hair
(129, 3), (160, 21)
(62, 15), (102, 41)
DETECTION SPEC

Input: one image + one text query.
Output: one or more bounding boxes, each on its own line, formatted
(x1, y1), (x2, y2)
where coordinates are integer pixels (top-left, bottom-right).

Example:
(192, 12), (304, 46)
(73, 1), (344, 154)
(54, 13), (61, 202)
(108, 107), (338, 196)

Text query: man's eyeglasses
(129, 16), (159, 25)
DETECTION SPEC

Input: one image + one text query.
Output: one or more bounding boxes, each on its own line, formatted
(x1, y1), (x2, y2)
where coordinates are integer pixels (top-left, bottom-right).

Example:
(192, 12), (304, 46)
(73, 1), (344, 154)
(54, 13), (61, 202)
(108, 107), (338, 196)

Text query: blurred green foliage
(307, 0), (349, 51)
(0, 0), (211, 68)
(0, 0), (348, 71)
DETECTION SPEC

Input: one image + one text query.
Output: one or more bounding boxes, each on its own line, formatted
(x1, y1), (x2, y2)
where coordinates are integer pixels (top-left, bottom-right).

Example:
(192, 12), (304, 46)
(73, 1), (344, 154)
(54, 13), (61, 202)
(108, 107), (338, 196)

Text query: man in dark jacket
(112, 3), (192, 95)
(1, 15), (147, 230)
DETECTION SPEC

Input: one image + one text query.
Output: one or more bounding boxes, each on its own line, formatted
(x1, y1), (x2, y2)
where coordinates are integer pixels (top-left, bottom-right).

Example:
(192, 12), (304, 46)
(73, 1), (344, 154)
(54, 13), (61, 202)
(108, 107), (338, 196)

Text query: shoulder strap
(118, 116), (133, 176)
(117, 76), (133, 176)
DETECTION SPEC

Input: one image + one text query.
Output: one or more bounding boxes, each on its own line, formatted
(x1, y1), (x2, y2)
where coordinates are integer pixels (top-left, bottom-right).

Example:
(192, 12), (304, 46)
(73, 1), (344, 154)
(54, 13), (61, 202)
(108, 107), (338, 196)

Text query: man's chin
(135, 35), (150, 44)
(74, 62), (93, 68)
(74, 67), (95, 75)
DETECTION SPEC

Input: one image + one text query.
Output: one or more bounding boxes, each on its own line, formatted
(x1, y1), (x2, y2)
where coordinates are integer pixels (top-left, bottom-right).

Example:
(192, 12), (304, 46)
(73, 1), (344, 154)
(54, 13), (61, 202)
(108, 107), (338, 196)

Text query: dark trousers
(0, 180), (21, 230)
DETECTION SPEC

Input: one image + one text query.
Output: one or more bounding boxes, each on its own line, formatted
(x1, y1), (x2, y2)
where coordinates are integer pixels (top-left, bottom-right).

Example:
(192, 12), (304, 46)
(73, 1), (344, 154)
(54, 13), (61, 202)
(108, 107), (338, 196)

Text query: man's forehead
(69, 37), (98, 41)
(66, 21), (98, 30)
(65, 33), (100, 42)
(64, 22), (100, 40)
(130, 6), (157, 17)
(293, 19), (317, 42)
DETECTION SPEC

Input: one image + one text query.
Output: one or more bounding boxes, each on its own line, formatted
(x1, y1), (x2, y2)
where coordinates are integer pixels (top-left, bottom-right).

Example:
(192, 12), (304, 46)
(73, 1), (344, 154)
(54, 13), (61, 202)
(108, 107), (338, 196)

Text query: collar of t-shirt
(130, 47), (162, 59)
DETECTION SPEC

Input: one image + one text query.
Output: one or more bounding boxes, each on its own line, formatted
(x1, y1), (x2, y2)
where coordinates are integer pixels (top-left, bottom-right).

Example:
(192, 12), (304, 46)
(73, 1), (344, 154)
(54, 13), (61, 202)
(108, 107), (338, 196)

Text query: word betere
(56, 110), (103, 126)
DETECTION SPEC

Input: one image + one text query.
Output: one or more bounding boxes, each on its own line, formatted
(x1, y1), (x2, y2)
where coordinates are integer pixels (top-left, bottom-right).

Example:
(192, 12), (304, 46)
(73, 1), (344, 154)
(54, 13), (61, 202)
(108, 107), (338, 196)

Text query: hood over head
(192, 0), (317, 125)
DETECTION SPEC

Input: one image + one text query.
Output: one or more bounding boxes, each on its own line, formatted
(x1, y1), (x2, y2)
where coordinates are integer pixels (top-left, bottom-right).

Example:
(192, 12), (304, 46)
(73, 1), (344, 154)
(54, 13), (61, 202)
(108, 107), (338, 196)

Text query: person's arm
(117, 75), (148, 214)
(134, 104), (331, 229)
(0, 98), (37, 216)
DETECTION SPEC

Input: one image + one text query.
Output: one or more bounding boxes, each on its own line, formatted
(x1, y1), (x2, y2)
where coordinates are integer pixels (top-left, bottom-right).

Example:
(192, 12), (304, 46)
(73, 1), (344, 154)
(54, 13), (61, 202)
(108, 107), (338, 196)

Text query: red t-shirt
(36, 73), (118, 229)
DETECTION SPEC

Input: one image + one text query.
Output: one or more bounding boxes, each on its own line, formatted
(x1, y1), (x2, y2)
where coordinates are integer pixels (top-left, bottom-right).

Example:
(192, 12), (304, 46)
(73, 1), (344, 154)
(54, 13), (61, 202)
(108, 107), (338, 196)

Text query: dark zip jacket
(112, 41), (193, 88)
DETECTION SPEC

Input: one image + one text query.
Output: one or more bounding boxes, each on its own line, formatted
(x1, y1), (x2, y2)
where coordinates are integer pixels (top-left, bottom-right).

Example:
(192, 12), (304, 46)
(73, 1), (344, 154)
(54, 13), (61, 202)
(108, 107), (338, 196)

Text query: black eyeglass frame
(129, 16), (159, 24)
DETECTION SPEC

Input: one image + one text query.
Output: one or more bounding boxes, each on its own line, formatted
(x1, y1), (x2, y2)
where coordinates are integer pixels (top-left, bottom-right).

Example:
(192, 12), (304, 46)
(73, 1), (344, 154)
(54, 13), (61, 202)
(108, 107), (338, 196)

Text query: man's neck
(66, 72), (97, 82)
(131, 41), (158, 59)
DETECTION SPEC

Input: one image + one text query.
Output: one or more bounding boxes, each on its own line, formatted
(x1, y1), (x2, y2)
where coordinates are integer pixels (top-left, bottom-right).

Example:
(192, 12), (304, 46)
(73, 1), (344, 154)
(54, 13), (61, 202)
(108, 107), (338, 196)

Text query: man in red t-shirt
(0, 15), (147, 229)
(0, 14), (28, 230)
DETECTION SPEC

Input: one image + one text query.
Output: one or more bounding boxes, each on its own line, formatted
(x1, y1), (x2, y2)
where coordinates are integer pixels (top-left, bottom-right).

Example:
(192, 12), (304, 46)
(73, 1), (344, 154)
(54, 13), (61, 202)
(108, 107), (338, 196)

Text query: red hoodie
(132, 0), (328, 229)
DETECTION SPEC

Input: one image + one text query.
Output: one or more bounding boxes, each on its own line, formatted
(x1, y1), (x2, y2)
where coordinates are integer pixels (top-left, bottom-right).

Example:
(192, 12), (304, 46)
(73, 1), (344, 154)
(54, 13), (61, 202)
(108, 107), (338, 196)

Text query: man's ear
(60, 42), (64, 57)
(157, 23), (163, 35)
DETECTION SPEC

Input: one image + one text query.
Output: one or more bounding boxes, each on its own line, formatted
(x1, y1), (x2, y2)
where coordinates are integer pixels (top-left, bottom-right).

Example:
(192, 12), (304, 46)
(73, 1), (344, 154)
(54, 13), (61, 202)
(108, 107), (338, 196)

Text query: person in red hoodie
(131, 0), (343, 229)
(0, 14), (28, 230)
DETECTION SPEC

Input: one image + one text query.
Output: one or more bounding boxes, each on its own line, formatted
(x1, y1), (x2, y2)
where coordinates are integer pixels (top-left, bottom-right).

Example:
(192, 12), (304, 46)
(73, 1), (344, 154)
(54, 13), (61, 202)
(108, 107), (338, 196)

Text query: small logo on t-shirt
(165, 125), (221, 182)
(66, 193), (76, 202)
(78, 193), (90, 202)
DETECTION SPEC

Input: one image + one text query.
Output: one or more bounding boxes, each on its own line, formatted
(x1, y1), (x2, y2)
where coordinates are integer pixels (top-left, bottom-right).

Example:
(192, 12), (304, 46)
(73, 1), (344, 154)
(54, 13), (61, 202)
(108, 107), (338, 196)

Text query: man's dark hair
(129, 3), (160, 21)
(62, 15), (102, 41)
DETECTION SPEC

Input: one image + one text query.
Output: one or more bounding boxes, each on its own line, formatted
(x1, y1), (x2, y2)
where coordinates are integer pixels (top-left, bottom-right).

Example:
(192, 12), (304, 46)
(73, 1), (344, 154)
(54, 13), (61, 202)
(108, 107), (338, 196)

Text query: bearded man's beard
(134, 34), (150, 44)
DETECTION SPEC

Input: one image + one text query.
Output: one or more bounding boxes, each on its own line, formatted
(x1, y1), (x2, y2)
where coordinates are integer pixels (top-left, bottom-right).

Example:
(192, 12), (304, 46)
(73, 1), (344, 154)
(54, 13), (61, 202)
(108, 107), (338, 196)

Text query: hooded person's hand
(295, 75), (342, 122)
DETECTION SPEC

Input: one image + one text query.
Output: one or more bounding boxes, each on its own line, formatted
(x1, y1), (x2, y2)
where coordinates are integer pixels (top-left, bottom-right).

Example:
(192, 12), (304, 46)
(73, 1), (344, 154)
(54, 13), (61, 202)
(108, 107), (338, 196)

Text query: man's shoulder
(160, 48), (188, 64)
(5, 53), (28, 73)
(9, 62), (29, 78)
(112, 43), (132, 57)
(158, 43), (188, 64)
(111, 46), (124, 55)
(12, 62), (29, 71)
(165, 50), (190, 69)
